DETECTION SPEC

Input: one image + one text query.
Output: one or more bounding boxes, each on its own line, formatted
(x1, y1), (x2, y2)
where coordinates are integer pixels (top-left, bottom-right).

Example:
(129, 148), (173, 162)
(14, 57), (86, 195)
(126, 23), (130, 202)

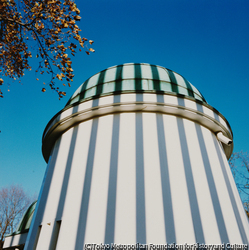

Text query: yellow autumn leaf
(56, 74), (62, 80)
(74, 15), (81, 21)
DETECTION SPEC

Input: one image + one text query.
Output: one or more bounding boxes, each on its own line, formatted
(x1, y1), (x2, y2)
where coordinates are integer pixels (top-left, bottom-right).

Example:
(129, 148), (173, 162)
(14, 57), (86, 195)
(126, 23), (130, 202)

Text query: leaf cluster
(0, 0), (94, 99)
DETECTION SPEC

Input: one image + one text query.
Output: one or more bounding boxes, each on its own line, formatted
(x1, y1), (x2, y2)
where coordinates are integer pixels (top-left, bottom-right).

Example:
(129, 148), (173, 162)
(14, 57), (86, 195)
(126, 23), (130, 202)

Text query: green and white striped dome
(65, 63), (206, 107)
(16, 201), (37, 233)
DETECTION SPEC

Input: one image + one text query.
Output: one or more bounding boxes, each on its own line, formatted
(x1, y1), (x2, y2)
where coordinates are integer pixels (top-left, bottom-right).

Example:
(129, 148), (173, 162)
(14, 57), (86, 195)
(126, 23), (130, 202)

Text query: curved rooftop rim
(43, 91), (232, 142)
(42, 93), (233, 163)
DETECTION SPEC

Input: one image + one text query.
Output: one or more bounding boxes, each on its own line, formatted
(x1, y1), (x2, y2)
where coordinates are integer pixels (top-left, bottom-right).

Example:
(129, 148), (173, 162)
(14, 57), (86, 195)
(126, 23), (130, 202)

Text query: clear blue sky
(1, 0), (249, 196)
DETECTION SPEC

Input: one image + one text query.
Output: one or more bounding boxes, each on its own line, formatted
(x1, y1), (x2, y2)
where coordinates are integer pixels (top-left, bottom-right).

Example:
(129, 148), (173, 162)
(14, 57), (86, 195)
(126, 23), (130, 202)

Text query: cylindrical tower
(25, 63), (249, 249)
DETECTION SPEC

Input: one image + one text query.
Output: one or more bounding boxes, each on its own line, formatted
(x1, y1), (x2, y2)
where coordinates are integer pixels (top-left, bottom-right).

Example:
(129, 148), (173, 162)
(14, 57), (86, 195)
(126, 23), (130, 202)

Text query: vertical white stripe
(78, 99), (93, 112)
(173, 72), (188, 89)
(43, 128), (73, 222)
(104, 66), (117, 82)
(98, 95), (114, 106)
(56, 120), (93, 249)
(59, 107), (74, 120)
(122, 64), (135, 79)
(87, 72), (100, 89)
(24, 139), (60, 249)
(219, 116), (230, 131)
(142, 79), (150, 90)
(142, 113), (166, 243)
(114, 113), (136, 243)
(36, 224), (54, 250)
(163, 115), (195, 243)
(141, 64), (153, 79)
(183, 119), (221, 243)
(122, 79), (135, 91)
(164, 95), (178, 105)
(36, 128), (74, 249)
(84, 115), (113, 243)
(217, 140), (249, 241)
(183, 99), (197, 110)
(202, 106), (215, 119)
(103, 82), (115, 94)
(120, 93), (136, 103)
(201, 127), (243, 243)
(157, 67), (171, 82)
(143, 93), (157, 102)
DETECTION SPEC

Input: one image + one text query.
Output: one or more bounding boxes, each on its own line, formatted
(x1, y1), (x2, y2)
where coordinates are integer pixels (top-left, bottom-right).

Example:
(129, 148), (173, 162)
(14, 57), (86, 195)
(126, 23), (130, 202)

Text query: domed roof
(15, 201), (37, 234)
(65, 63), (206, 107)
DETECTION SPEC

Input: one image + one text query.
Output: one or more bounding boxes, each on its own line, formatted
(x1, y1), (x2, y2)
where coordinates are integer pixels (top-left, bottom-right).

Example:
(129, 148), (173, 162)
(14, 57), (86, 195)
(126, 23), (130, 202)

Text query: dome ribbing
(65, 63), (206, 107)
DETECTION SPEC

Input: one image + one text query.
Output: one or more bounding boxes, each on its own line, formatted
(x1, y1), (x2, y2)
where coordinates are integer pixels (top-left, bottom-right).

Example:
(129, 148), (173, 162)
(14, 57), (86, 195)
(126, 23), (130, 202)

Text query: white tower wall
(23, 63), (249, 249)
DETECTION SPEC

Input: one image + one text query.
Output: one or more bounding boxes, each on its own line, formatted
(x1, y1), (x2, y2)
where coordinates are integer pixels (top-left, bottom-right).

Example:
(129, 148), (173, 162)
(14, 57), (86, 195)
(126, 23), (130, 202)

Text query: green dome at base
(14, 201), (36, 235)
(65, 63), (206, 107)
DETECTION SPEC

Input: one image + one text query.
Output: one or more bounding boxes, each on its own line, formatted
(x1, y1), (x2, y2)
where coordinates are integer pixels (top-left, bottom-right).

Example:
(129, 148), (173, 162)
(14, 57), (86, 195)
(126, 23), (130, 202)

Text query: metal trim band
(42, 95), (233, 163)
